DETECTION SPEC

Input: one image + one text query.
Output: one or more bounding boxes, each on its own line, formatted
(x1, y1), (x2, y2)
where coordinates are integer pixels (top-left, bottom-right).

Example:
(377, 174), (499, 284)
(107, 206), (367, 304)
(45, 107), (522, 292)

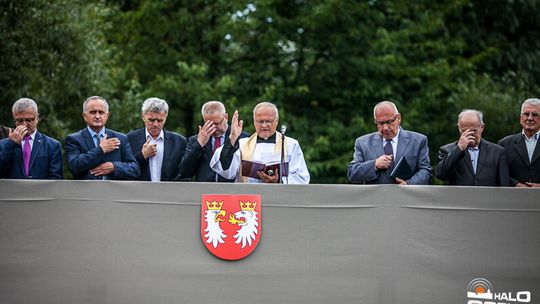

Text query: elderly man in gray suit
(347, 101), (432, 184)
(436, 109), (509, 186)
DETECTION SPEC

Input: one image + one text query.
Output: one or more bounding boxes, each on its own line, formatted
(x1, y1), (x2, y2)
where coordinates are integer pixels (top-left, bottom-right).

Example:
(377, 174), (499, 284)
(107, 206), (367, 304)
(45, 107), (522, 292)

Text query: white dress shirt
(146, 129), (164, 182)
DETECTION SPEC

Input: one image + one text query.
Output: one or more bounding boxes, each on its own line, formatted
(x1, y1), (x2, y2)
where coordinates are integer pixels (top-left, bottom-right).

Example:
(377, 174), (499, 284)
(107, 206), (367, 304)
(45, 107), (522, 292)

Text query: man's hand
(228, 110), (243, 146)
(90, 162), (115, 176)
(99, 134), (121, 153)
(457, 129), (476, 151)
(394, 177), (408, 185)
(257, 170), (279, 183)
(8, 125), (28, 144)
(142, 139), (157, 159)
(197, 120), (216, 147)
(375, 154), (393, 170)
(525, 182), (540, 188)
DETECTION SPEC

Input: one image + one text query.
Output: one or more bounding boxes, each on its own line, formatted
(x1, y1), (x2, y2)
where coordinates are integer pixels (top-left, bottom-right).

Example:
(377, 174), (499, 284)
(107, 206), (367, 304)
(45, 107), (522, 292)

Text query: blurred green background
(1, 0), (538, 183)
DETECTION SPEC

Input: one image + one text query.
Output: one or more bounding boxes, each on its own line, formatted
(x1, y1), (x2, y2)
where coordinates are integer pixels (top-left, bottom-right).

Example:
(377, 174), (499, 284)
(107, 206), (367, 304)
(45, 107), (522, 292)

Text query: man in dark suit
(436, 110), (509, 186)
(0, 98), (63, 179)
(347, 100), (432, 184)
(498, 98), (540, 187)
(65, 96), (139, 180)
(127, 97), (187, 181)
(179, 101), (249, 182)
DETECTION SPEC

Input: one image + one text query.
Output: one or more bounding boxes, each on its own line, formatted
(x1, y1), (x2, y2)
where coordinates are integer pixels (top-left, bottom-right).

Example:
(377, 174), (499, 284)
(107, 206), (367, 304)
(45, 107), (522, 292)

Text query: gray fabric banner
(0, 180), (539, 304)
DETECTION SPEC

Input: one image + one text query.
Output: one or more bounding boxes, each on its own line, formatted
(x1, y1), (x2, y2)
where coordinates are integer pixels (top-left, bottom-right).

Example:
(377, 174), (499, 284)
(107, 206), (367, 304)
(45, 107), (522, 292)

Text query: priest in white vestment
(210, 102), (310, 184)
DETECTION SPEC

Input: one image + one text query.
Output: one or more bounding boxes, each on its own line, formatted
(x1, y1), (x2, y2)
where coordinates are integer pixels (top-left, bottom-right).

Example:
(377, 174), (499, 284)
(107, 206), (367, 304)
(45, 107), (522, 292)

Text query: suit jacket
(436, 139), (509, 186)
(65, 128), (140, 180)
(0, 131), (63, 179)
(179, 127), (249, 182)
(498, 132), (540, 186)
(127, 128), (187, 181)
(347, 129), (432, 184)
(0, 125), (10, 139)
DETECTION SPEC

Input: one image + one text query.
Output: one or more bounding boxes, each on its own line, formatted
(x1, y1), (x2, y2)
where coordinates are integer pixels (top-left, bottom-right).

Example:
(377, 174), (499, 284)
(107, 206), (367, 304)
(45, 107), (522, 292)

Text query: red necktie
(23, 135), (31, 176)
(213, 137), (221, 153)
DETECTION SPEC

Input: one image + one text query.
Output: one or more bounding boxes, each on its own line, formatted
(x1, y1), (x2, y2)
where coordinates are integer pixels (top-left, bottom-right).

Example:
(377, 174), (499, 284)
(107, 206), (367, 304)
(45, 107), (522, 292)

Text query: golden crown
(206, 200), (223, 210)
(240, 201), (256, 211)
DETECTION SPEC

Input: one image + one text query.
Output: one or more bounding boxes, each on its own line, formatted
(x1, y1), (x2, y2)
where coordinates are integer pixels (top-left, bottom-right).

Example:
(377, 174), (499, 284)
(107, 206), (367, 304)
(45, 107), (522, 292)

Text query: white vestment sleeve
(284, 139), (310, 184)
(209, 146), (241, 181)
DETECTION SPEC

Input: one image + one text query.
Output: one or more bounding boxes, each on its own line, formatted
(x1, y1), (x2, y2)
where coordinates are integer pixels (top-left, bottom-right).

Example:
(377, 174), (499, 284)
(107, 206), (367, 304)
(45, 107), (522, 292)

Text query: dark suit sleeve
(65, 134), (106, 176)
(0, 139), (17, 176)
(110, 137), (140, 179)
(178, 136), (205, 179)
(435, 144), (464, 182)
(48, 139), (63, 179)
(497, 137), (520, 186)
(127, 133), (149, 174)
(497, 150), (510, 186)
(220, 137), (239, 170)
(173, 136), (188, 180)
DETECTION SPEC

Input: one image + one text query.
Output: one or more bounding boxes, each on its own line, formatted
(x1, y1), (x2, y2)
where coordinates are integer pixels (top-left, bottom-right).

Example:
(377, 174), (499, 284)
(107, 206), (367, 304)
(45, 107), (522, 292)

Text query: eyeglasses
(14, 117), (37, 124)
(255, 119), (276, 126)
(374, 115), (398, 127)
(459, 128), (480, 134)
(521, 112), (540, 119)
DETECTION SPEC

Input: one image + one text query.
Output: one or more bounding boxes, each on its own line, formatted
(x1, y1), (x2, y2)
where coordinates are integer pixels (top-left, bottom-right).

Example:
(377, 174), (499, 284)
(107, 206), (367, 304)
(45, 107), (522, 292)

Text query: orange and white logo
(466, 278), (531, 304)
(201, 194), (262, 260)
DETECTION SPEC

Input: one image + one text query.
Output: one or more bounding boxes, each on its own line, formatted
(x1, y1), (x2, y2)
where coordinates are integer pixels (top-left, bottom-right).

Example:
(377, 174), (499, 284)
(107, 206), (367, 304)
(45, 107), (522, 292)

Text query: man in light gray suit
(347, 101), (432, 184)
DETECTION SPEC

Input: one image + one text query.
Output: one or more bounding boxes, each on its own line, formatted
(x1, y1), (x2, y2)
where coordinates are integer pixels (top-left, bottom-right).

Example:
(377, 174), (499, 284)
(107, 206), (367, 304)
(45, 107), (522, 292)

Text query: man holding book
(347, 100), (432, 184)
(210, 102), (310, 184)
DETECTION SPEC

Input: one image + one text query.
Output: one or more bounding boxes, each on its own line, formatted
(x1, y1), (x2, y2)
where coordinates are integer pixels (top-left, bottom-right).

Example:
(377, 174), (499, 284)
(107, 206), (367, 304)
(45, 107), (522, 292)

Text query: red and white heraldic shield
(201, 194), (262, 260)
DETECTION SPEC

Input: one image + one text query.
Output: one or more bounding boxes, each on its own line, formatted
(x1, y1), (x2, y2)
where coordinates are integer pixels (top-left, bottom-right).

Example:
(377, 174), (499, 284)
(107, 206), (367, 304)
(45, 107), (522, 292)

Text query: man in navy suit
(0, 98), (63, 179)
(347, 100), (431, 184)
(65, 96), (139, 180)
(179, 101), (249, 182)
(127, 97), (187, 181)
(498, 98), (540, 187)
(436, 110), (509, 186)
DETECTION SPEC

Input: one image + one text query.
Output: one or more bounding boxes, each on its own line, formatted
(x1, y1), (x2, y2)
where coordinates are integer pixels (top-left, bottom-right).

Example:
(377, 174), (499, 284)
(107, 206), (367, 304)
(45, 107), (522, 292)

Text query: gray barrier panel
(0, 180), (539, 304)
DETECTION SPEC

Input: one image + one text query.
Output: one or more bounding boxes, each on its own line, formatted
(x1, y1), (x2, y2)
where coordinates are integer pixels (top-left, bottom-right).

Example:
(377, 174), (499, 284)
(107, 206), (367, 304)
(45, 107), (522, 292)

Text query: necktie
(23, 135), (31, 176)
(95, 134), (101, 148)
(213, 137), (221, 153)
(384, 139), (393, 170)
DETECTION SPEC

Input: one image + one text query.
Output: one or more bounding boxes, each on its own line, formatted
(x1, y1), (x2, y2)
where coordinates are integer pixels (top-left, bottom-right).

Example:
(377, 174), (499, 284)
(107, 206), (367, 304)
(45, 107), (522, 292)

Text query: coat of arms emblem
(201, 194), (262, 260)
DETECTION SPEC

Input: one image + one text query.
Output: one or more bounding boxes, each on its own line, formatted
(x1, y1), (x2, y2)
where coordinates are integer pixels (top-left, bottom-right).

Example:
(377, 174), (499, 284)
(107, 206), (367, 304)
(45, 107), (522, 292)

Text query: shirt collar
(257, 133), (276, 143)
(87, 126), (105, 138)
(25, 130), (37, 141)
(146, 129), (164, 141)
(522, 130), (540, 141)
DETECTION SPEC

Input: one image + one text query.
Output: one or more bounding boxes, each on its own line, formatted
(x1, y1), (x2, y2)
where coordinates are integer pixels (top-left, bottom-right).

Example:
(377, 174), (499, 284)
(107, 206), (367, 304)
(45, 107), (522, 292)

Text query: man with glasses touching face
(210, 101), (309, 184)
(0, 98), (63, 179)
(498, 98), (540, 187)
(347, 100), (431, 184)
(436, 110), (509, 186)
(179, 101), (249, 182)
(127, 97), (187, 181)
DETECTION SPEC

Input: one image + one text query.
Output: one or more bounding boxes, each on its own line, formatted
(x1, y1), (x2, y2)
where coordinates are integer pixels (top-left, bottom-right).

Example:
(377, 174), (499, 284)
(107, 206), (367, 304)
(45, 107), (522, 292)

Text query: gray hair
(12, 98), (38, 115)
(201, 101), (226, 117)
(253, 101), (279, 120)
(83, 96), (109, 112)
(521, 98), (540, 113)
(457, 109), (484, 125)
(373, 101), (399, 119)
(142, 97), (169, 114)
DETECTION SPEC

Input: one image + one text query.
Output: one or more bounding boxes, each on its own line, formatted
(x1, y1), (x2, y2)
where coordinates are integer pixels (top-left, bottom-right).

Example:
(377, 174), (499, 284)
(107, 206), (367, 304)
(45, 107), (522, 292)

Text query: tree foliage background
(1, 0), (539, 183)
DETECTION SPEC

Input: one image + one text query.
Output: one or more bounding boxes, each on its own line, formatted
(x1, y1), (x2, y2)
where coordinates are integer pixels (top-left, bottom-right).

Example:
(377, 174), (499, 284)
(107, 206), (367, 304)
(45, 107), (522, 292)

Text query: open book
(389, 156), (414, 180)
(241, 160), (289, 179)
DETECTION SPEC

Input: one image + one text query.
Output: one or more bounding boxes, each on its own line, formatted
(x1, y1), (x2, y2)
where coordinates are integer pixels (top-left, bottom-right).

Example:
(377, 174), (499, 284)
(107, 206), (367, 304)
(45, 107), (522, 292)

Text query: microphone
(279, 124), (287, 184)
